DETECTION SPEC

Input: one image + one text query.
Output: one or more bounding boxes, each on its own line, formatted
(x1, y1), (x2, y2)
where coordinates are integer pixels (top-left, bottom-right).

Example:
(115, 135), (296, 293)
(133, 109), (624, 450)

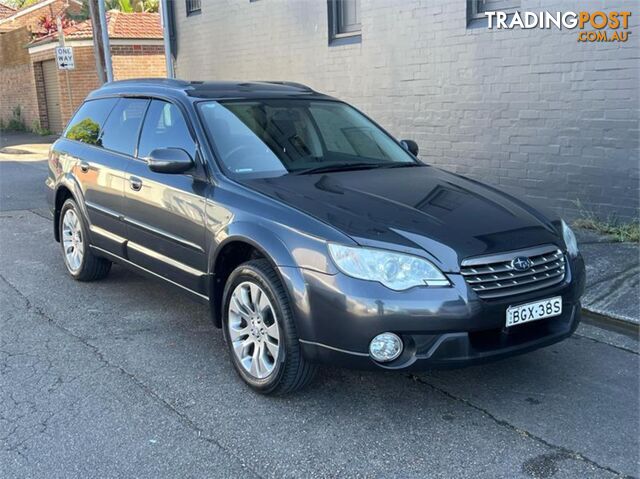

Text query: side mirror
(401, 139), (419, 156)
(147, 148), (194, 174)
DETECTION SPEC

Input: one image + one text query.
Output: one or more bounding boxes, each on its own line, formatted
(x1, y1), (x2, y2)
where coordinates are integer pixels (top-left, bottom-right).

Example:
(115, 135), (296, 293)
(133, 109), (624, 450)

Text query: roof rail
(261, 81), (314, 91)
(101, 78), (192, 88)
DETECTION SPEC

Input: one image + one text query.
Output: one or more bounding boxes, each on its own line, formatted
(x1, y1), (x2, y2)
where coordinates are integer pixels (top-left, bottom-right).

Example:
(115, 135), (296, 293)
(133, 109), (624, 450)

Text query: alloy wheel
(228, 281), (280, 379)
(62, 208), (84, 273)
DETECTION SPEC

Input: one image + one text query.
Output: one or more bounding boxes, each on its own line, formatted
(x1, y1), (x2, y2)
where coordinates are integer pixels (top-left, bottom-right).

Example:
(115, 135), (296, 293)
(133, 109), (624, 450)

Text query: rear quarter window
(64, 98), (118, 145)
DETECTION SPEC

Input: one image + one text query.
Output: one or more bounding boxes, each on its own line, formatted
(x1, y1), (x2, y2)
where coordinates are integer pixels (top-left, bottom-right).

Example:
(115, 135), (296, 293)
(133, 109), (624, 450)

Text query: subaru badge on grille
(511, 256), (533, 272)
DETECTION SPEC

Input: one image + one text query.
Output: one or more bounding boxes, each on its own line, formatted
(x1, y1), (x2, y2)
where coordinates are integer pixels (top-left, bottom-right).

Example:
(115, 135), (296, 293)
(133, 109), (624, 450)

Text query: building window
(470, 0), (520, 20)
(328, 0), (361, 45)
(186, 0), (201, 16)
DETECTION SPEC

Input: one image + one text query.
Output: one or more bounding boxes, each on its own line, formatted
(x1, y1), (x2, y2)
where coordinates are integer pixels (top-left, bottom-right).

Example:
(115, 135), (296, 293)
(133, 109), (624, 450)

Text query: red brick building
(0, 0), (81, 33)
(0, 0), (80, 131)
(0, 5), (165, 133)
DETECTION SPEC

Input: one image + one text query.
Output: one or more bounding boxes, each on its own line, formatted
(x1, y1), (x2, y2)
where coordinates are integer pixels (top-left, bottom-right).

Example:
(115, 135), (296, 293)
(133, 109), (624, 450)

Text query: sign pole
(57, 17), (74, 117)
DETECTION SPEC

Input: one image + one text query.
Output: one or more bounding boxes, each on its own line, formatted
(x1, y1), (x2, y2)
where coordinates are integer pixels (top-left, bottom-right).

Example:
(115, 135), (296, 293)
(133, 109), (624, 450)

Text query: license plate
(506, 296), (562, 327)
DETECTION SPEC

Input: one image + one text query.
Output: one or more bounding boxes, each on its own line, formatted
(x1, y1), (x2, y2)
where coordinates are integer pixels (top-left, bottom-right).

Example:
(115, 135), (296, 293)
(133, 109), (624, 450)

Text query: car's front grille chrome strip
(460, 245), (566, 300)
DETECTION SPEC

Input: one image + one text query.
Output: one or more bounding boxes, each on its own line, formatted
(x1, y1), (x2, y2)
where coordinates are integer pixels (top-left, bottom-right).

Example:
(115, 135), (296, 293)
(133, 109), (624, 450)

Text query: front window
(198, 99), (416, 178)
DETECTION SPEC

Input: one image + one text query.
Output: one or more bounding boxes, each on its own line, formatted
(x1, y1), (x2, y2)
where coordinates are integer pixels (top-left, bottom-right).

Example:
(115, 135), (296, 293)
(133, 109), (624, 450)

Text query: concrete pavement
(576, 229), (640, 325)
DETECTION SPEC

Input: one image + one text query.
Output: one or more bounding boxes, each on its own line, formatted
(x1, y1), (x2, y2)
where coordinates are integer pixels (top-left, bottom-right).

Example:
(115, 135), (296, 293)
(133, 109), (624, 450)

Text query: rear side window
(137, 100), (196, 159)
(100, 98), (149, 156)
(64, 98), (117, 145)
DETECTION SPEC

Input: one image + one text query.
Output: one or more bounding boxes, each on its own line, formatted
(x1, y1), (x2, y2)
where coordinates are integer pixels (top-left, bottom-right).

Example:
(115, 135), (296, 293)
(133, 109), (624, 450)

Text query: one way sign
(55, 46), (75, 70)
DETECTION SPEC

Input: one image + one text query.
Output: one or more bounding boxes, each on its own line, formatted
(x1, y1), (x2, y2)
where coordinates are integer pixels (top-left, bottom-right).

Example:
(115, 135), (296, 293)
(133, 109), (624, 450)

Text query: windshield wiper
(377, 162), (422, 169)
(292, 162), (384, 175)
(292, 161), (423, 175)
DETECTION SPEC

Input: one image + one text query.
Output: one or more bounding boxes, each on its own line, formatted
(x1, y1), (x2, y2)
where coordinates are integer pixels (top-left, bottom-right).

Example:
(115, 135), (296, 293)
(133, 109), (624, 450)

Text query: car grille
(460, 245), (566, 300)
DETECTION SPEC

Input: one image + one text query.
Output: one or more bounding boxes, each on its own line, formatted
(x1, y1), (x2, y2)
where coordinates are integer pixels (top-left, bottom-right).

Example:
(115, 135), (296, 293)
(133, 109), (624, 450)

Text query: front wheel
(59, 198), (112, 281)
(222, 259), (317, 395)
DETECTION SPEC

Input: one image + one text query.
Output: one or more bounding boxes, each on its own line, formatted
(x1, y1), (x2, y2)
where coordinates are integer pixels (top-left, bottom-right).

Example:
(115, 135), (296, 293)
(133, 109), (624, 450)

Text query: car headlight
(561, 220), (579, 257)
(327, 243), (449, 290)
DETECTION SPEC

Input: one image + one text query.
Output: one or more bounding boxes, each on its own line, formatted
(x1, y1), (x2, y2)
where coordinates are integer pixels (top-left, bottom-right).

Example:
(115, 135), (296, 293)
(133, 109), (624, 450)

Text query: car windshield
(198, 99), (417, 178)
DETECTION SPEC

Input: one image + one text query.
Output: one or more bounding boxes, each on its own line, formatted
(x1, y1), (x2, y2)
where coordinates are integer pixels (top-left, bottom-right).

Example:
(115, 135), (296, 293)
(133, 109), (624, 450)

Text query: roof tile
(30, 11), (162, 46)
(0, 2), (16, 20)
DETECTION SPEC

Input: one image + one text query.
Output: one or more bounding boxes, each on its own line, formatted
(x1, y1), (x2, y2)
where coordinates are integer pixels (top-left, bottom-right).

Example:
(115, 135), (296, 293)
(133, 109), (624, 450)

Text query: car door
(63, 97), (130, 256)
(123, 99), (208, 296)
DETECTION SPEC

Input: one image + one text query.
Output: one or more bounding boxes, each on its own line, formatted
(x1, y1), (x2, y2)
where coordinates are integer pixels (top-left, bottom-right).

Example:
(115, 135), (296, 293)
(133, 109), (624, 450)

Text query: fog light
(369, 333), (403, 362)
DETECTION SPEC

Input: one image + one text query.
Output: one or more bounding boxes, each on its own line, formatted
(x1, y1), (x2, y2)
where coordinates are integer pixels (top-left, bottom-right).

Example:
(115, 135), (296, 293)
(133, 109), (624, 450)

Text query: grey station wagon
(47, 79), (586, 394)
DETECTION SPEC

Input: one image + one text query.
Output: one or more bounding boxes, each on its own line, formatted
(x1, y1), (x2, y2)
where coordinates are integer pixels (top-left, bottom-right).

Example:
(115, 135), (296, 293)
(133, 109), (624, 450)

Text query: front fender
(211, 220), (339, 275)
(210, 223), (330, 347)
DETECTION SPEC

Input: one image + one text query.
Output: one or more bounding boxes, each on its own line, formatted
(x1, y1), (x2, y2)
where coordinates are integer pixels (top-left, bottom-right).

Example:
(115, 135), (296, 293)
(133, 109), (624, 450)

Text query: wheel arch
(209, 224), (298, 328)
(53, 186), (74, 242)
(53, 176), (89, 242)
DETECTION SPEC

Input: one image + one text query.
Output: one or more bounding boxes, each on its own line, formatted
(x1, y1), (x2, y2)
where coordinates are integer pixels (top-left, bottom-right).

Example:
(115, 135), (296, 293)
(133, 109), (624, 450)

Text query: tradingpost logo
(485, 10), (632, 42)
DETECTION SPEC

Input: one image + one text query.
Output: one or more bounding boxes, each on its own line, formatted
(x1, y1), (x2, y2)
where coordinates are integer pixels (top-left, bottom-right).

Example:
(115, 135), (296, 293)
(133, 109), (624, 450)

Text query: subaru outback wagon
(47, 79), (586, 394)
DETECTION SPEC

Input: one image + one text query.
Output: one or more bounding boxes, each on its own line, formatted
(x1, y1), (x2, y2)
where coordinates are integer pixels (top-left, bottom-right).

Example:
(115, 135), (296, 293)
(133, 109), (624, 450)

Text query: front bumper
(282, 254), (586, 371)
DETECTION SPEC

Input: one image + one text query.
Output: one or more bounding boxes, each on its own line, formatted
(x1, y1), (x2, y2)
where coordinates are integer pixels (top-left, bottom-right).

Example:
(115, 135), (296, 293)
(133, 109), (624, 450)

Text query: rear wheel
(222, 259), (317, 394)
(59, 198), (111, 281)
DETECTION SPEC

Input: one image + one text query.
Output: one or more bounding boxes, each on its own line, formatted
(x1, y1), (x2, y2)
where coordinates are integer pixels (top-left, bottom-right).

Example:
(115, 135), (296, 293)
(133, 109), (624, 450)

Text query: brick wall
(33, 45), (103, 129)
(173, 0), (639, 221)
(0, 27), (39, 128)
(28, 42), (165, 132)
(112, 44), (166, 80)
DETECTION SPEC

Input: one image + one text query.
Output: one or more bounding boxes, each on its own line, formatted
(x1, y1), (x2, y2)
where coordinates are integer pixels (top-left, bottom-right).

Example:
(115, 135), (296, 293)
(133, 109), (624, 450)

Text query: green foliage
(4, 0), (40, 8)
(107, 0), (158, 12)
(3, 106), (27, 132)
(31, 120), (52, 136)
(143, 0), (159, 12)
(66, 3), (90, 22)
(573, 199), (640, 243)
(65, 118), (101, 145)
(116, 0), (134, 12)
(0, 109), (55, 135)
(68, 0), (159, 22)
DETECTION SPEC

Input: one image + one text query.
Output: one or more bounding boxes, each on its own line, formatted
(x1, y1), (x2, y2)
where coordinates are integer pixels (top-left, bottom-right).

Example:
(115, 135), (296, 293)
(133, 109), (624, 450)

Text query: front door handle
(129, 176), (142, 192)
(79, 161), (90, 173)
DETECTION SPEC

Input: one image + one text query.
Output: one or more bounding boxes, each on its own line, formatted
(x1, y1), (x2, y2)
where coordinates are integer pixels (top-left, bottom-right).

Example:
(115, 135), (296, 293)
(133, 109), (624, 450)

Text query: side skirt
(90, 245), (210, 305)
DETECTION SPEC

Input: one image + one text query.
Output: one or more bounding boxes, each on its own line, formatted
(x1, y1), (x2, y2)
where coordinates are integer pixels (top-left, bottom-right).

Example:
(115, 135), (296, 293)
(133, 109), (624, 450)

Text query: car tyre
(59, 198), (112, 281)
(222, 259), (317, 394)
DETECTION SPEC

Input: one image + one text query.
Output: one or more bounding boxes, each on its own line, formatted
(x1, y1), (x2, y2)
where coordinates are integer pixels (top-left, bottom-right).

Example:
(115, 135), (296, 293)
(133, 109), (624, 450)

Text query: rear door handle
(79, 161), (90, 173)
(129, 176), (142, 192)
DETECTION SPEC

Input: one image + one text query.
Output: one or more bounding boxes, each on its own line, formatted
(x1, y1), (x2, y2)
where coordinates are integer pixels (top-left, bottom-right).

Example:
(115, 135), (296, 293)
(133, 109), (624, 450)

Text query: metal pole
(88, 0), (106, 84)
(97, 0), (113, 82)
(160, 0), (174, 78)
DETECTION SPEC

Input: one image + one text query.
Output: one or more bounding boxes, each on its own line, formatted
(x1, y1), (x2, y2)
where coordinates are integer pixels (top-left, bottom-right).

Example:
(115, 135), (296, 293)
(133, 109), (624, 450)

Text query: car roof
(88, 78), (334, 101)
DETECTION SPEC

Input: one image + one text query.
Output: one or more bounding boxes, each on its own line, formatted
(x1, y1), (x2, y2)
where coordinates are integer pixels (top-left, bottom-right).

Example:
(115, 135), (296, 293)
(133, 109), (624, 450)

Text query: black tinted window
(100, 98), (149, 156)
(138, 100), (195, 159)
(198, 100), (414, 177)
(64, 98), (117, 145)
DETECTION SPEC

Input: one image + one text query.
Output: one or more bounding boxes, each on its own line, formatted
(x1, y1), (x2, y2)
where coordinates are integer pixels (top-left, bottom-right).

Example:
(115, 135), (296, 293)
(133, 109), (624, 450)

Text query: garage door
(42, 60), (63, 133)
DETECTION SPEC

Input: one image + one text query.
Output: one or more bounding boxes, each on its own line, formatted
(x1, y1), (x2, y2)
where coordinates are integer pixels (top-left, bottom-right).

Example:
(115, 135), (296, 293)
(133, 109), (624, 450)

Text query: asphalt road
(1, 152), (638, 479)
